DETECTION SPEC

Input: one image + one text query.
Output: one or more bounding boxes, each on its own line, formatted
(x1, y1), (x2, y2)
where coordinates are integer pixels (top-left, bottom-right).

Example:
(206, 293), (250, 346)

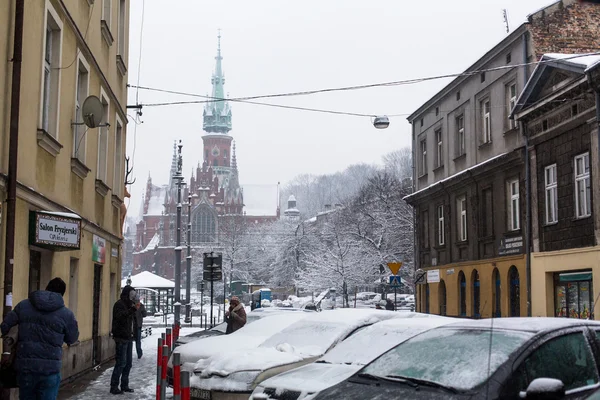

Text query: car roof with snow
(440, 317), (600, 333)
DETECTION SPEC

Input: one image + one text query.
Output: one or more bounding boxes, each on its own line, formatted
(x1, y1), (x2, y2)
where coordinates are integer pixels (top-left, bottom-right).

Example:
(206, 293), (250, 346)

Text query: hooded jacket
(111, 286), (137, 341)
(0, 291), (79, 375)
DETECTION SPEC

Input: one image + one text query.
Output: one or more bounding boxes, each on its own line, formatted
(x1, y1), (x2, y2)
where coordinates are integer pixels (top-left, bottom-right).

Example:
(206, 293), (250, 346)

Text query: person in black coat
(110, 285), (137, 395)
(0, 277), (78, 399)
(385, 298), (395, 311)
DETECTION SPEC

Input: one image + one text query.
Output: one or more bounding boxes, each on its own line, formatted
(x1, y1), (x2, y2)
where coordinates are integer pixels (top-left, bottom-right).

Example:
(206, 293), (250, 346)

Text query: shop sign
(427, 269), (440, 283)
(446, 268), (455, 275)
(93, 235), (106, 264)
(29, 211), (81, 250)
(498, 236), (524, 256)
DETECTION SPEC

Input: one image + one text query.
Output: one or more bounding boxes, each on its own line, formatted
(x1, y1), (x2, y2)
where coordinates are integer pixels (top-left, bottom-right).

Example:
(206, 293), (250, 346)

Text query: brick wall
(536, 122), (595, 252)
(529, 0), (600, 59)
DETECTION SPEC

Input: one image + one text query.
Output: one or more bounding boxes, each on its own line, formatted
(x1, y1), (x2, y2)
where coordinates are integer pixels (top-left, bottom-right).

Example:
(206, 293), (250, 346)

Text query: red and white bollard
(173, 352), (181, 400)
(156, 337), (163, 400)
(181, 371), (191, 400)
(160, 345), (169, 400)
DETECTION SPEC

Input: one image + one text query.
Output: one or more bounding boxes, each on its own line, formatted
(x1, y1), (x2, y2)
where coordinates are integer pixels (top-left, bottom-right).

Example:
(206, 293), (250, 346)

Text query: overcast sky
(125, 0), (553, 216)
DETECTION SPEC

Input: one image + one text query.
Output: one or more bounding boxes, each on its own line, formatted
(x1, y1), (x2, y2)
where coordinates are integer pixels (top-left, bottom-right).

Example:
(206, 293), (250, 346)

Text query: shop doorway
(438, 280), (447, 316)
(555, 271), (593, 319)
(509, 266), (520, 317)
(493, 268), (501, 318)
(92, 264), (102, 365)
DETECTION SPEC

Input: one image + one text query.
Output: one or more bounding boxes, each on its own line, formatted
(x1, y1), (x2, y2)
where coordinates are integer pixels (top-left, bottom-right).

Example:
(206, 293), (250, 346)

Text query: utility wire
(55, 1), (95, 71)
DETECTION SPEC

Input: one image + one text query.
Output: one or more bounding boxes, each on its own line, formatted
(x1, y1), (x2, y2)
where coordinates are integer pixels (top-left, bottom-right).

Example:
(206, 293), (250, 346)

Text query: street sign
(389, 275), (402, 287)
(203, 271), (222, 281)
(203, 252), (223, 281)
(387, 262), (403, 275)
(415, 268), (427, 285)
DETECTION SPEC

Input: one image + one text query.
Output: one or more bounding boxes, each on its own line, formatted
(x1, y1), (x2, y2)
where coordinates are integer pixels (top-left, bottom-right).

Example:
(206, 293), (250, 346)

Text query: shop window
(459, 271), (466, 316)
(509, 266), (520, 317)
(555, 271), (593, 319)
(472, 270), (481, 318)
(493, 268), (501, 318)
(29, 250), (42, 294)
(425, 284), (430, 314)
(439, 280), (447, 316)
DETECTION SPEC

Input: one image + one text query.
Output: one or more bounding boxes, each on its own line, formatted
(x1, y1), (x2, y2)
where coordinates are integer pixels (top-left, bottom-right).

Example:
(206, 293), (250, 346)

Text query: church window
(213, 159), (219, 167)
(192, 206), (217, 243)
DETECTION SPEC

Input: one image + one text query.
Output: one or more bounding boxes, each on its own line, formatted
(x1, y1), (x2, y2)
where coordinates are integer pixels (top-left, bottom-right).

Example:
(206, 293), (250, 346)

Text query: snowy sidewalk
(59, 328), (200, 400)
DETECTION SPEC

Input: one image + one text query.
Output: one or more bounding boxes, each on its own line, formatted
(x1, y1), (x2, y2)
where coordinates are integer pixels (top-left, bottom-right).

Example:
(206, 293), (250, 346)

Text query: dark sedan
(313, 318), (600, 400)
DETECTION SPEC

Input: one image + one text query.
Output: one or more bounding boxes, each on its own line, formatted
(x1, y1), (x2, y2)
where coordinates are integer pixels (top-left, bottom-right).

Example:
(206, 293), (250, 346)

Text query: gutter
(522, 32), (532, 318)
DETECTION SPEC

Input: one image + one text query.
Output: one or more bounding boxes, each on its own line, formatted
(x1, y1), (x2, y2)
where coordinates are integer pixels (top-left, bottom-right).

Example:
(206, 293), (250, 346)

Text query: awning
(559, 271), (592, 282)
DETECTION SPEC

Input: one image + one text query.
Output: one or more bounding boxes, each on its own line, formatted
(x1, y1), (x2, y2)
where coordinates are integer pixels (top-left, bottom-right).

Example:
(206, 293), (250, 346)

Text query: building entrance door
(92, 264), (102, 365)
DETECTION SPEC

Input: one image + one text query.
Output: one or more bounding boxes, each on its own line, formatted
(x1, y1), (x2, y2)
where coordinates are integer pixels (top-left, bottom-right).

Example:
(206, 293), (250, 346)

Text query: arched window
(509, 266), (520, 317)
(425, 284), (430, 314)
(192, 206), (217, 243)
(472, 270), (481, 318)
(439, 280), (447, 316)
(492, 268), (501, 318)
(458, 271), (466, 316)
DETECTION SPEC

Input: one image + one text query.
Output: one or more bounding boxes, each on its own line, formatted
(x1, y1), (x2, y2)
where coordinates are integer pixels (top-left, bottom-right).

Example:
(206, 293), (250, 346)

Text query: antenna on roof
(503, 9), (510, 33)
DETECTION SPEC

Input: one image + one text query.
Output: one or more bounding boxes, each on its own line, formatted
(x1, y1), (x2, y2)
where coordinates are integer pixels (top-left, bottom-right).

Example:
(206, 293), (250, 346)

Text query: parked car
(168, 310), (312, 386)
(190, 309), (400, 400)
(250, 313), (456, 400)
(312, 318), (600, 400)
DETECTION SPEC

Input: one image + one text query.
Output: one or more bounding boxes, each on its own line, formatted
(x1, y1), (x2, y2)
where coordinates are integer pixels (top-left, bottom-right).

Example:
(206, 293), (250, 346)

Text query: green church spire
(203, 31), (232, 134)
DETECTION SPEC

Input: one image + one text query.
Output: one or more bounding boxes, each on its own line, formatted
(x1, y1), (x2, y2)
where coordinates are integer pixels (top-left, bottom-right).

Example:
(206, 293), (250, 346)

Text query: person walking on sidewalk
(225, 296), (246, 334)
(110, 285), (137, 395)
(133, 293), (147, 359)
(0, 277), (79, 400)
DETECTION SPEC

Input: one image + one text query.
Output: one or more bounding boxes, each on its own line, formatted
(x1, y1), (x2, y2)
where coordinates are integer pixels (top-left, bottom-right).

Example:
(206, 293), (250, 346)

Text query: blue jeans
(135, 327), (143, 358)
(18, 372), (61, 400)
(110, 340), (133, 390)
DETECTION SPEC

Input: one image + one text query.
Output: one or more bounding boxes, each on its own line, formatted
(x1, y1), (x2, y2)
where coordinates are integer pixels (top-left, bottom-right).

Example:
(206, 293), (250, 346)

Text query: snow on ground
(61, 327), (201, 400)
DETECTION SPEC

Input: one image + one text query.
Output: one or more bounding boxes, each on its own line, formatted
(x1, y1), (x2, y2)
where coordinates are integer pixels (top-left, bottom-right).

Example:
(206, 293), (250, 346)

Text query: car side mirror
(521, 378), (565, 400)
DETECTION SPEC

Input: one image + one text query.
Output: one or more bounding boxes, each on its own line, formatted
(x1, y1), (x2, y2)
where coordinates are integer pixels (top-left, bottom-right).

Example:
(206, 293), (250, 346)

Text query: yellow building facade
(0, 0), (130, 380)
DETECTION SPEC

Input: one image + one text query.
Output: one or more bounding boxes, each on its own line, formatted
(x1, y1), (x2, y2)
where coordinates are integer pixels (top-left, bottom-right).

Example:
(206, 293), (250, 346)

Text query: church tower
(202, 32), (234, 188)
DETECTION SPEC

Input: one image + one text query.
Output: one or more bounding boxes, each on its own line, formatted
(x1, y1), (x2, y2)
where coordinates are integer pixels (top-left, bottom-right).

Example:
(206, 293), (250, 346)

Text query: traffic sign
(387, 262), (403, 275)
(203, 270), (222, 281)
(389, 275), (402, 287)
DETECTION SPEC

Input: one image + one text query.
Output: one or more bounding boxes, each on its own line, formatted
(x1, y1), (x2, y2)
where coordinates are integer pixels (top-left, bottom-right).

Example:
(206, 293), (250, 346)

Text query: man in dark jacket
(385, 298), (395, 311)
(133, 293), (147, 359)
(110, 285), (137, 395)
(225, 296), (246, 334)
(0, 277), (79, 400)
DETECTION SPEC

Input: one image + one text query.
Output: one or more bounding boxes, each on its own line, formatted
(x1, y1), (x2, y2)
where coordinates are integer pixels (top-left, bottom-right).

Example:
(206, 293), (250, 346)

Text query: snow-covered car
(312, 318), (600, 400)
(250, 313), (456, 400)
(169, 311), (312, 385)
(190, 308), (400, 400)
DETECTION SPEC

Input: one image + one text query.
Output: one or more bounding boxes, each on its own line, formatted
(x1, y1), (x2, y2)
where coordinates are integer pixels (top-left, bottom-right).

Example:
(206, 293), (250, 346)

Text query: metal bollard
(166, 327), (172, 351)
(174, 322), (180, 342)
(173, 352), (181, 400)
(156, 337), (163, 400)
(160, 345), (169, 400)
(181, 371), (190, 400)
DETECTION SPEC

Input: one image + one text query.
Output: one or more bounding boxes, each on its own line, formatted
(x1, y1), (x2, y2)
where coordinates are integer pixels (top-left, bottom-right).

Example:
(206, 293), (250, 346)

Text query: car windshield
(362, 328), (534, 391)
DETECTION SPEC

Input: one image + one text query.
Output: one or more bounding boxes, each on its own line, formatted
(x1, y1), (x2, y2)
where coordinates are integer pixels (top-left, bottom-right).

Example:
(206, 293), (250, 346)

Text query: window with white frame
(113, 117), (123, 197)
(482, 100), (491, 143)
(508, 179), (520, 231)
(118, 0), (126, 56)
(103, 0), (111, 26)
(41, 6), (62, 137)
(437, 204), (445, 246)
(435, 129), (443, 167)
(73, 57), (90, 163)
(507, 83), (517, 129)
(574, 153), (591, 218)
(456, 115), (465, 156)
(458, 196), (467, 241)
(545, 164), (558, 224)
(420, 138), (427, 176)
(97, 94), (109, 183)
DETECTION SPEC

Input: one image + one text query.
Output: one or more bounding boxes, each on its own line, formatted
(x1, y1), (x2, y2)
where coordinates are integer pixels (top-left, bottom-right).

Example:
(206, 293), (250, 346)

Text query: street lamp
(173, 140), (184, 330)
(373, 115), (390, 129)
(184, 195), (192, 323)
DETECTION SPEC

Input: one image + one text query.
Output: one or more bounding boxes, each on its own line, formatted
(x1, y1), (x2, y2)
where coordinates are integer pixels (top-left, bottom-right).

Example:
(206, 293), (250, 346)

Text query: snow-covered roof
(542, 53), (600, 71)
(242, 184), (278, 217)
(122, 271), (174, 289)
(145, 185), (168, 216)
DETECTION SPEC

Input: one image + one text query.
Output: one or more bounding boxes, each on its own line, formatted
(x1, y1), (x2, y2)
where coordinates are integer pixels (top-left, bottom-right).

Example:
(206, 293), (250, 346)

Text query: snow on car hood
(171, 312), (309, 370)
(257, 363), (362, 394)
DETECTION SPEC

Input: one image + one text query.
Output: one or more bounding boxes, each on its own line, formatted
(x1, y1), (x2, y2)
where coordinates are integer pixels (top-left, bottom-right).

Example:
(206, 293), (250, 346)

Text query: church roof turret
(203, 31), (232, 134)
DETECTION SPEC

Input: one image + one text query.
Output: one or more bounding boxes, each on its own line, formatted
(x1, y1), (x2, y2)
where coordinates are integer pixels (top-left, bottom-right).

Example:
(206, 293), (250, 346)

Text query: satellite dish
(81, 95), (104, 128)
(373, 115), (390, 129)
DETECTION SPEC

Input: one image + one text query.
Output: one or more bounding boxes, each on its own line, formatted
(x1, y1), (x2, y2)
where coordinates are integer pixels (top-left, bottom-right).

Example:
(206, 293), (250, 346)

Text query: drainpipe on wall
(3, 0), (24, 320)
(522, 32), (532, 317)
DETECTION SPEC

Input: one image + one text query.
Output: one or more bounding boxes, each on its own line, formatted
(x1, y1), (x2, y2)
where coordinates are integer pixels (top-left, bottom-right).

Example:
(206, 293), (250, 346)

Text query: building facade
(132, 37), (279, 277)
(404, 0), (600, 318)
(513, 54), (600, 319)
(0, 0), (130, 380)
